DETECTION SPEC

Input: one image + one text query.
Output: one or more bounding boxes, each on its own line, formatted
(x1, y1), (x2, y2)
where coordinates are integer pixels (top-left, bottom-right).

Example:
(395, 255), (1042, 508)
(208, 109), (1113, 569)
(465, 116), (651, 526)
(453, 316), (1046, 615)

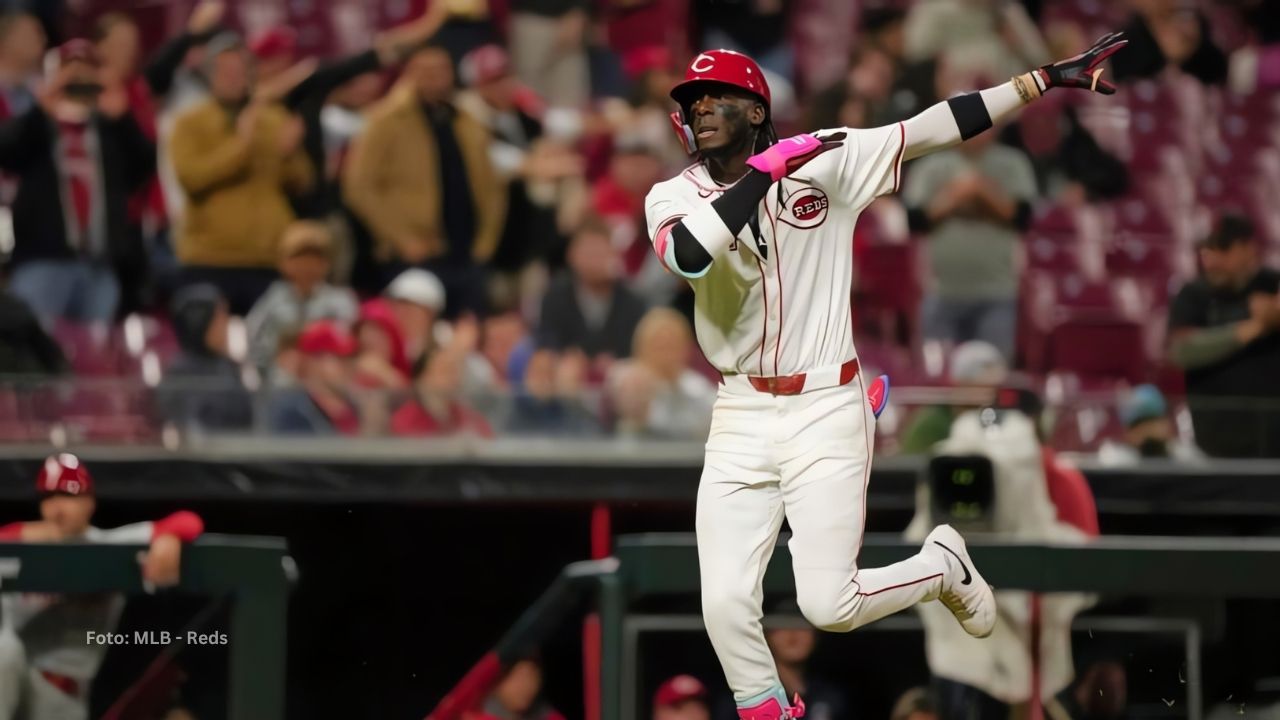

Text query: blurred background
(0, 0), (1279, 717)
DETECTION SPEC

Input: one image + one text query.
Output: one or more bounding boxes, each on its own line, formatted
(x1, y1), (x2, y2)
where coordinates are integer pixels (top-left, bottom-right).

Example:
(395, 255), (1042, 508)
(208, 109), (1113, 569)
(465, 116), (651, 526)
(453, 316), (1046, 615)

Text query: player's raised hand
(746, 132), (846, 182)
(1035, 32), (1128, 95)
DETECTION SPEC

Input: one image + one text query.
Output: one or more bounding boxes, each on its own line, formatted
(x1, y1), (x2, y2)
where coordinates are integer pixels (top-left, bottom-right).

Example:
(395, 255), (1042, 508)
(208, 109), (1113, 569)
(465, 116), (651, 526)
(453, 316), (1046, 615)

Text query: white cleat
(925, 524), (996, 638)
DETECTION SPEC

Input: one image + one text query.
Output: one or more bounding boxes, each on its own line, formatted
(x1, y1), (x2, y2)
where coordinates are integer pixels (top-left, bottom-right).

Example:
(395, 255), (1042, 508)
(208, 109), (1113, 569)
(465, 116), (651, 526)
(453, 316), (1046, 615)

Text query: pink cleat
(737, 694), (806, 720)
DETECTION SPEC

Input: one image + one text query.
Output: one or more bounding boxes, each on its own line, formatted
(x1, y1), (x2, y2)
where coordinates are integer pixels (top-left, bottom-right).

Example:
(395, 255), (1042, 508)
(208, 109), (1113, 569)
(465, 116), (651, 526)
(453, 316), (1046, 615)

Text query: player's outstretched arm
(651, 133), (845, 277)
(901, 32), (1126, 162)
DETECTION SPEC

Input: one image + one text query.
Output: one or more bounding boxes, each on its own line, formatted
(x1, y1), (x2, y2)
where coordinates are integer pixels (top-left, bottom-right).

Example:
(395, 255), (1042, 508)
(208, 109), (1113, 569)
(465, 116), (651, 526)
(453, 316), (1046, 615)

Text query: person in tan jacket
(344, 44), (505, 317)
(170, 34), (312, 315)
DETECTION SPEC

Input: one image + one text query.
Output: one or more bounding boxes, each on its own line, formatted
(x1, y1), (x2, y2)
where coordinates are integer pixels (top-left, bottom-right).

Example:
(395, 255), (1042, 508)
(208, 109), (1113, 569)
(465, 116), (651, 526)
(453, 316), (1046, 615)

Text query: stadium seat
(1046, 317), (1146, 383)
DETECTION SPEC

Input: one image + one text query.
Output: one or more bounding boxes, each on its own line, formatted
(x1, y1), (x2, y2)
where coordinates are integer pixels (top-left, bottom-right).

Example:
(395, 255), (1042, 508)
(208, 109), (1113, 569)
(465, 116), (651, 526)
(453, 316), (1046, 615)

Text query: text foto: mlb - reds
(86, 630), (228, 646)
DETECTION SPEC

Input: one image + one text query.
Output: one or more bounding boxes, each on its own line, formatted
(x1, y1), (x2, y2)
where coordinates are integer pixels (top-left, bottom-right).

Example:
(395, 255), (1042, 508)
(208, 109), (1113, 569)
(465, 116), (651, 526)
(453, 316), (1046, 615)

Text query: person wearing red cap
(267, 319), (361, 434)
(653, 674), (711, 720)
(0, 453), (204, 719)
(0, 37), (155, 327)
(644, 34), (1129, 720)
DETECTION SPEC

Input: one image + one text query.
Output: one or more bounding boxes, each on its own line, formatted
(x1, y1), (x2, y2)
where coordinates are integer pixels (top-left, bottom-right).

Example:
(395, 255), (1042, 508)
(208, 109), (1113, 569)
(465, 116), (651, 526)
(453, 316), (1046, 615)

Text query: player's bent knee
(795, 592), (854, 632)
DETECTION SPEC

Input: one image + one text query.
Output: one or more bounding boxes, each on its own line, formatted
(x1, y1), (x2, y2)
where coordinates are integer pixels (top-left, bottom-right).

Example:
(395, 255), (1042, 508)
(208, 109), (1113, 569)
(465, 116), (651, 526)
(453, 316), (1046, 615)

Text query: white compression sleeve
(901, 81), (1029, 161)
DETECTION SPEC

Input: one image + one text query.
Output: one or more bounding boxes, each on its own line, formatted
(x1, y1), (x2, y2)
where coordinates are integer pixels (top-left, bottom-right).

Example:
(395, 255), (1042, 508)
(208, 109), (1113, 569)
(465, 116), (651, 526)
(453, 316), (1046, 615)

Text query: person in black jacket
(535, 216), (647, 365)
(155, 283), (252, 433)
(0, 40), (154, 327)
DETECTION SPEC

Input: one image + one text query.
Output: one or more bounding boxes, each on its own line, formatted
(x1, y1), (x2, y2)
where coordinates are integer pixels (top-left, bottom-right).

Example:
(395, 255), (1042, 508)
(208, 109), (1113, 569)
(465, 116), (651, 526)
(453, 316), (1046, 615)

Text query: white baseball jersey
(1, 522), (154, 683)
(644, 123), (906, 377)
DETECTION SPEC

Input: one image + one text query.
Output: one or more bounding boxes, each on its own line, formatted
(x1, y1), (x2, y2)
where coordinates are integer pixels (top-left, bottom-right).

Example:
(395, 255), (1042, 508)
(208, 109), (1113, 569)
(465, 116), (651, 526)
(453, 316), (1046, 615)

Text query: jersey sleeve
(94, 521), (156, 544)
(808, 123), (907, 210)
(644, 186), (709, 280)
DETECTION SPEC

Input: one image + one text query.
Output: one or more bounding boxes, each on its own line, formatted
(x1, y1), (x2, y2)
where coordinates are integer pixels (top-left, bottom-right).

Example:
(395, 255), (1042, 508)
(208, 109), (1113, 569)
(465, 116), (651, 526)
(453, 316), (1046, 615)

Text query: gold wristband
(1011, 73), (1042, 104)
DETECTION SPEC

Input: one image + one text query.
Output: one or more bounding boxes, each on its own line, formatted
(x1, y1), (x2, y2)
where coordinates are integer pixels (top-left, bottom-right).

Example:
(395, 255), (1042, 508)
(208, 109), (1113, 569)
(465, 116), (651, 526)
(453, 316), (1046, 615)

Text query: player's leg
(0, 630), (26, 719)
(697, 386), (790, 712)
(780, 377), (950, 631)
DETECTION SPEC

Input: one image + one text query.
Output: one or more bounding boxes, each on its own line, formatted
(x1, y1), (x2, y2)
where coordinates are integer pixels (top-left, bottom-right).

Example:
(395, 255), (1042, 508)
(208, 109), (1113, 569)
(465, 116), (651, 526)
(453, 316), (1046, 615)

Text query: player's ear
(748, 101), (766, 127)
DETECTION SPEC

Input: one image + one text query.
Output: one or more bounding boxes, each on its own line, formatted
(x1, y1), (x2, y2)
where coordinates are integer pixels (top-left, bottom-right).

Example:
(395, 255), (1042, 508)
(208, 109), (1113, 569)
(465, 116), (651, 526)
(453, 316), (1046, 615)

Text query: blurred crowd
(0, 0), (1277, 457)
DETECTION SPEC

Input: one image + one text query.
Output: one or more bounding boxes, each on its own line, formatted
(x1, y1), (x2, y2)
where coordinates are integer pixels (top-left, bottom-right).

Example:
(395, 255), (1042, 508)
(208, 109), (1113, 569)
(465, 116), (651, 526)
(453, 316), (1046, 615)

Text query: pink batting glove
(746, 132), (845, 182)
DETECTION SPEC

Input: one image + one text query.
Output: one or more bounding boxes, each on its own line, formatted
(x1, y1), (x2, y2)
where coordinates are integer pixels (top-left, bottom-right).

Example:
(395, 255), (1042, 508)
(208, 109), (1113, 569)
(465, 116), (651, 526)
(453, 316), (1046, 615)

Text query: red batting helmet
(36, 453), (94, 497)
(669, 49), (774, 155)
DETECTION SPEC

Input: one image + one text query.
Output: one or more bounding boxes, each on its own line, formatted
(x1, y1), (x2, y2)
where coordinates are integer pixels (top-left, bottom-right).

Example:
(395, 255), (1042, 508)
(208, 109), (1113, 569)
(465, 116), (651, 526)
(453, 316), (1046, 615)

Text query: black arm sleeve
(283, 50), (382, 111)
(670, 169), (774, 274)
(143, 30), (215, 97)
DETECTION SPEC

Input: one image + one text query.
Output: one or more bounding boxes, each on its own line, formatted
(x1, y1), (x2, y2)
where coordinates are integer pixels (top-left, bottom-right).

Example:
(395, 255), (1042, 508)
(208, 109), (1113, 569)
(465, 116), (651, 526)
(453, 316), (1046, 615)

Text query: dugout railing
(0, 534), (292, 719)
(431, 533), (1280, 720)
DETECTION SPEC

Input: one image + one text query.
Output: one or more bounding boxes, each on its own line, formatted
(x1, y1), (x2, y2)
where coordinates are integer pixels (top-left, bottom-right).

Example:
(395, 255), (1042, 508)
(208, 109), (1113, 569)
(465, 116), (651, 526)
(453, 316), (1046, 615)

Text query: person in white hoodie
(905, 408), (1094, 720)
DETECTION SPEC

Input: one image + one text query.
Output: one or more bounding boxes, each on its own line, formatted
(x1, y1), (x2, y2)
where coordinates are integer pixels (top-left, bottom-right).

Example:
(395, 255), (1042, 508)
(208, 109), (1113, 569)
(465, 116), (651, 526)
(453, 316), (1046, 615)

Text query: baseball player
(645, 34), (1126, 720)
(0, 454), (204, 720)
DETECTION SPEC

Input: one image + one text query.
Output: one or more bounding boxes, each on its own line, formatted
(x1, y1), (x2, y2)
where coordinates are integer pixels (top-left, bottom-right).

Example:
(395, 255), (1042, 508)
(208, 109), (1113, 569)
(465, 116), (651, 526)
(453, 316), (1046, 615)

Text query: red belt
(40, 669), (80, 697)
(748, 358), (860, 396)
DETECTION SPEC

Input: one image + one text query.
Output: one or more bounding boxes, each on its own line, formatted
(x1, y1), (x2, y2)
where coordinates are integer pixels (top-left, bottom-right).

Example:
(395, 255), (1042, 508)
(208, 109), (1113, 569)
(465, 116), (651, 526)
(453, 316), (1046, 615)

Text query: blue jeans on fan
(8, 259), (120, 327)
(922, 295), (1017, 362)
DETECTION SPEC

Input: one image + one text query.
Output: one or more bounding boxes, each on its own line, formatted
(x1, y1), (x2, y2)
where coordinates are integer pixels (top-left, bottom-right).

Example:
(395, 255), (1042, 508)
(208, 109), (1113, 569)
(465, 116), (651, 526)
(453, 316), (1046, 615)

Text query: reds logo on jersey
(780, 187), (830, 229)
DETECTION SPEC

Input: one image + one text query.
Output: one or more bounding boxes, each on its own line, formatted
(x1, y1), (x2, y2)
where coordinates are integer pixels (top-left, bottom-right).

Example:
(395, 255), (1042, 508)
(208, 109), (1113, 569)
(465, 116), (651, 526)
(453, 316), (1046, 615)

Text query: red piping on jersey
(856, 573), (943, 597)
(755, 256), (768, 376)
(764, 197), (783, 376)
(854, 373), (873, 563)
(892, 122), (906, 192)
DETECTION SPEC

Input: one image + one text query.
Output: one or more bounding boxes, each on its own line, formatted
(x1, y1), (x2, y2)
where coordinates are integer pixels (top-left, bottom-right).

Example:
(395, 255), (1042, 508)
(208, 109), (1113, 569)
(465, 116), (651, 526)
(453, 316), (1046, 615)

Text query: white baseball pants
(0, 630), (89, 720)
(697, 373), (948, 704)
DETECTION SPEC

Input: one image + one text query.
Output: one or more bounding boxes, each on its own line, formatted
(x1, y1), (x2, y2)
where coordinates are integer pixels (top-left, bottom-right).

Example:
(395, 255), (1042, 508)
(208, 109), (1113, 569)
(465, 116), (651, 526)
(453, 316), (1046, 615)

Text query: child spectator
(245, 221), (358, 375)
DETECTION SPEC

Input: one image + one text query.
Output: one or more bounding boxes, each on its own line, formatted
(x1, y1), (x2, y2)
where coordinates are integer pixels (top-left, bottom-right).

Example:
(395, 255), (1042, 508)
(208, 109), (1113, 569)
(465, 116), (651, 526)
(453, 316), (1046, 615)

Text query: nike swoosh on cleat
(933, 541), (972, 585)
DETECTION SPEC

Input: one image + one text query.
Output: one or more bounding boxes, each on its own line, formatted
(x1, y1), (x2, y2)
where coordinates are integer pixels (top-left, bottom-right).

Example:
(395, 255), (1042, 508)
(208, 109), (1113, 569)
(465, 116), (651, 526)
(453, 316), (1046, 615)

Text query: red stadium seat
(1046, 317), (1146, 383)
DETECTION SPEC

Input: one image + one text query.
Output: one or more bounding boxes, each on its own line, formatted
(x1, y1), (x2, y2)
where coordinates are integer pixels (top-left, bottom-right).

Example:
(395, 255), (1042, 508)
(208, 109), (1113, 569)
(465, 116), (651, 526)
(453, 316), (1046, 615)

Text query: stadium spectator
(509, 0), (591, 109)
(890, 688), (939, 720)
(245, 221), (358, 376)
(536, 216), (647, 366)
(900, 341), (1009, 454)
(268, 320), (360, 435)
(508, 348), (600, 436)
(0, 11), (45, 121)
(620, 47), (691, 174)
(1097, 384), (1204, 466)
(608, 308), (714, 439)
(593, 132), (677, 305)
(170, 34), (313, 315)
(353, 298), (411, 391)
(156, 283), (252, 433)
(1015, 103), (1129, 204)
(343, 44), (505, 318)
(0, 40), (155, 327)
(903, 0), (1049, 83)
(390, 348), (493, 438)
(694, 0), (793, 84)
(0, 454), (203, 720)
(859, 7), (938, 123)
(383, 268), (448, 367)
(1168, 215), (1280, 458)
(1110, 0), (1228, 86)
(479, 656), (566, 720)
(456, 43), (580, 294)
(903, 109), (1037, 361)
(263, 6), (445, 222)
(652, 674), (710, 720)
(0, 289), (66, 376)
(92, 4), (227, 311)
